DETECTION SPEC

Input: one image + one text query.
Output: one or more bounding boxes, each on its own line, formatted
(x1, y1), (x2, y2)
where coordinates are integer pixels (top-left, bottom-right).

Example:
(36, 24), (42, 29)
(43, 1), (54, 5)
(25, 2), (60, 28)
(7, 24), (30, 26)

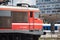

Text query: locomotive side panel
(12, 11), (28, 23)
(0, 10), (12, 29)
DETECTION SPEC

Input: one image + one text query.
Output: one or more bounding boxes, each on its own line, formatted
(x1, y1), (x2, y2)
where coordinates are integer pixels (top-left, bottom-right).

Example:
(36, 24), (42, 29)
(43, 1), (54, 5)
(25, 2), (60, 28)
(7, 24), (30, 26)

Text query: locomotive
(0, 5), (44, 40)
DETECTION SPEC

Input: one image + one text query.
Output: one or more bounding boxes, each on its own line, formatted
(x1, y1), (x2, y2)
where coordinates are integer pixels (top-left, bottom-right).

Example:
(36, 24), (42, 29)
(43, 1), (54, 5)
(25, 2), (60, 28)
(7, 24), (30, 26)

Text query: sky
(9, 0), (36, 6)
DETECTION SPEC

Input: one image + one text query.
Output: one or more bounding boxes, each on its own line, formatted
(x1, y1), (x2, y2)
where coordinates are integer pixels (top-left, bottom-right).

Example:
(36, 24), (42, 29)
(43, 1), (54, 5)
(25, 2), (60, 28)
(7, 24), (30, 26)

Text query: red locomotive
(0, 5), (44, 40)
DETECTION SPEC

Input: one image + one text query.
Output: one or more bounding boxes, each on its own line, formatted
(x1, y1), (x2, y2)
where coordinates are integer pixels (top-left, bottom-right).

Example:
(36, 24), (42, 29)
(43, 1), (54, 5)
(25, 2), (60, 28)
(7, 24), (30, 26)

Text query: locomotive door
(29, 12), (34, 30)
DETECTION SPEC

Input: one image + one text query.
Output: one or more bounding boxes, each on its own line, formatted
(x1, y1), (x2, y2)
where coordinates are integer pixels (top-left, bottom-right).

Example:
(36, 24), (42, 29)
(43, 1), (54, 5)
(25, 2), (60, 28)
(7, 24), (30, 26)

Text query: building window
(47, 5), (50, 7)
(47, 11), (50, 13)
(36, 0), (38, 2)
(42, 11), (45, 13)
(44, 8), (52, 10)
(55, 4), (60, 7)
(45, 0), (50, 1)
(52, 11), (56, 13)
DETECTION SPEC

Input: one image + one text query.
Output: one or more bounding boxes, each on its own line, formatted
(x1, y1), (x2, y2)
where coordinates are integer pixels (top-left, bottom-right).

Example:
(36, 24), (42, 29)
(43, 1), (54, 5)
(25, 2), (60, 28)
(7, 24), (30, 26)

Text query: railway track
(0, 33), (40, 40)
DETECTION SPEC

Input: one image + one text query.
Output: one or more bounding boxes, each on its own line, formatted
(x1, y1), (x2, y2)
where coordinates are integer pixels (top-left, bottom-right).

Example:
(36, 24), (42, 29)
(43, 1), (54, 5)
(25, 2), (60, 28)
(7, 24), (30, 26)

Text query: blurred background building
(36, 0), (60, 14)
(36, 0), (60, 23)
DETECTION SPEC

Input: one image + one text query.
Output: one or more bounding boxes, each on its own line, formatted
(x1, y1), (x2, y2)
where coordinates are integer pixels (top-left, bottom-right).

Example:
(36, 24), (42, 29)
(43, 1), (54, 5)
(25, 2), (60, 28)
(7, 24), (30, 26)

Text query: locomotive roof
(0, 5), (40, 12)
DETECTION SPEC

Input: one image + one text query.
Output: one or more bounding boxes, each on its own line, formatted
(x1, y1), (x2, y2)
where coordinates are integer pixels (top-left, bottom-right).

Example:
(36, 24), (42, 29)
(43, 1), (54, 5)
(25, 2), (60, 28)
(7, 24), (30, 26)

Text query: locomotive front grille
(12, 11), (28, 23)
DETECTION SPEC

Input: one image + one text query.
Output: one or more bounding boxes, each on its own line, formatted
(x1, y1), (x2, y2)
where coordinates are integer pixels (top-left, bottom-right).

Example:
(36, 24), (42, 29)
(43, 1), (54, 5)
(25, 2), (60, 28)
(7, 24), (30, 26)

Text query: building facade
(36, 0), (60, 14)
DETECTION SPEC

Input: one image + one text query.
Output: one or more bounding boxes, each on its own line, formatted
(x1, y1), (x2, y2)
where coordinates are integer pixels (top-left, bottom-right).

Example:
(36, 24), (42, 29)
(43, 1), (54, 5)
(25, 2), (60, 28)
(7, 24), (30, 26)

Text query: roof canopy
(0, 5), (40, 12)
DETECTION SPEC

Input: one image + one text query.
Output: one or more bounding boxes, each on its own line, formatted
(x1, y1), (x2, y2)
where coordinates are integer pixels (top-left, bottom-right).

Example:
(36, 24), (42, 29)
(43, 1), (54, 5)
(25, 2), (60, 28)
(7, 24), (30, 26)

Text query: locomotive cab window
(30, 12), (33, 17)
(34, 12), (40, 18)
(0, 10), (12, 29)
(12, 11), (28, 23)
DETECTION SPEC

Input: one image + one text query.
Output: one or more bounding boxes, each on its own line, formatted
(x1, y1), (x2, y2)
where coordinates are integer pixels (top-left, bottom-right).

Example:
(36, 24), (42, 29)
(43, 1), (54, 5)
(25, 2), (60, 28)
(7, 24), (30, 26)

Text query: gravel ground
(39, 38), (60, 40)
(39, 32), (60, 40)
